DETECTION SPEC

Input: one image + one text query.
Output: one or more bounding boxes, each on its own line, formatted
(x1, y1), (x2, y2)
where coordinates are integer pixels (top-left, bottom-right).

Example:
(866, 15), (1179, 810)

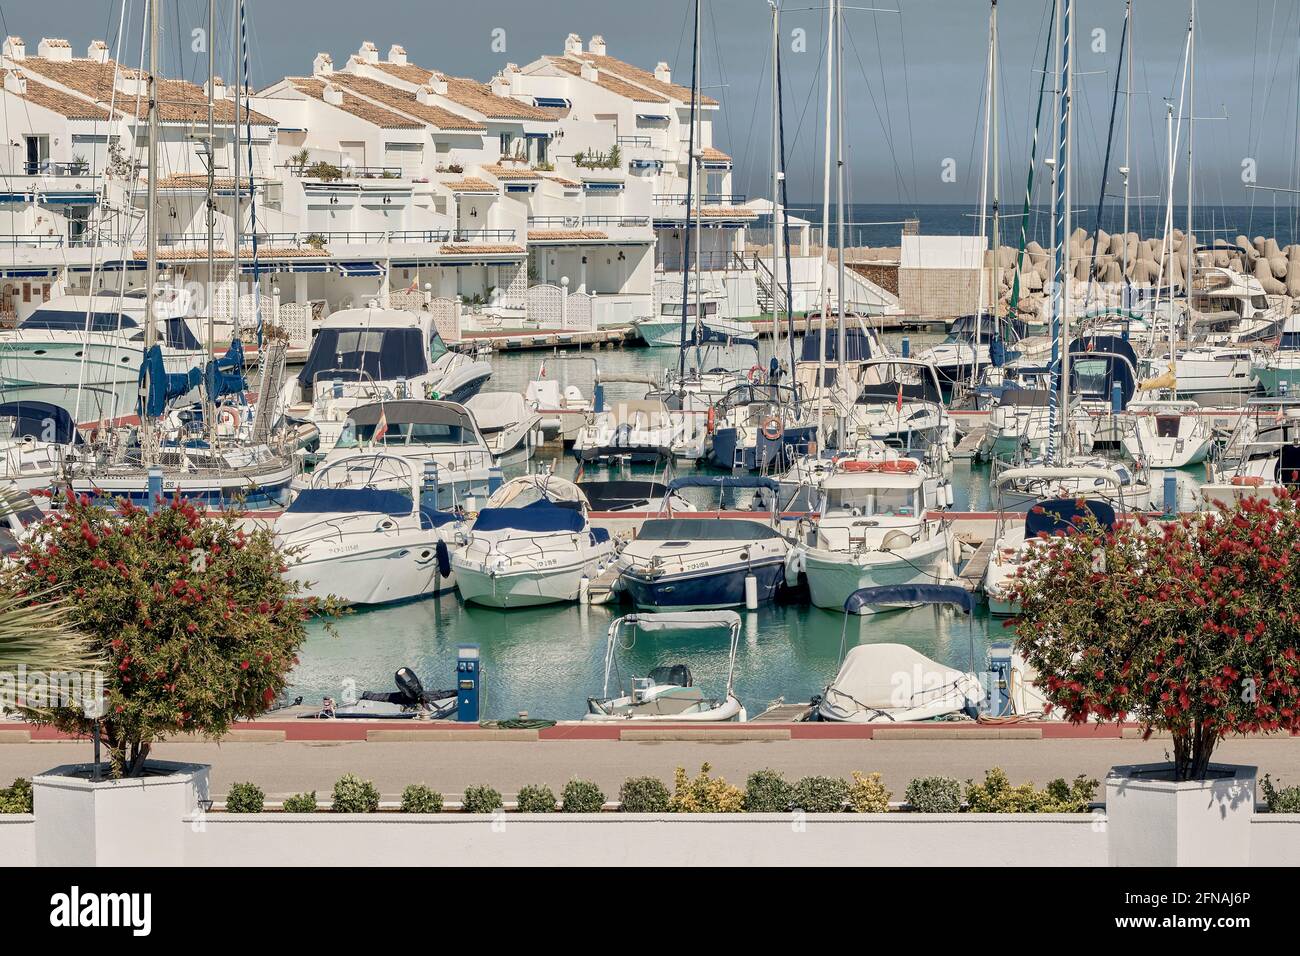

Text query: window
(499, 132), (514, 156)
(826, 487), (918, 517)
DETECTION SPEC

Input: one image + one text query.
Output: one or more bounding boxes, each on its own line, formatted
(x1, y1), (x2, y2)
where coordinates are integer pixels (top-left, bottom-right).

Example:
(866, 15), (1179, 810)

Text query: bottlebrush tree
(2, 493), (339, 777)
(1008, 490), (1300, 781)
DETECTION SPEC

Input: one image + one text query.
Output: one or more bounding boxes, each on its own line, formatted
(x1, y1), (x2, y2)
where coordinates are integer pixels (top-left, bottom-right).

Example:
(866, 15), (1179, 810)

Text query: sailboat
(67, 0), (295, 508)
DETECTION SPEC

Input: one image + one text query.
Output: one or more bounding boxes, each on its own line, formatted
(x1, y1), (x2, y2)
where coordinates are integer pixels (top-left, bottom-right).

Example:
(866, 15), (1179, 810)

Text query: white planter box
(32, 762), (210, 867)
(1105, 762), (1255, 867)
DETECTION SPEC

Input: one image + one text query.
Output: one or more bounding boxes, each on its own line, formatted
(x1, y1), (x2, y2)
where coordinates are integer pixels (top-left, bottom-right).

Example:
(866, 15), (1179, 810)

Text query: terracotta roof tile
(482, 164), (541, 180)
(442, 177), (498, 193)
(701, 146), (731, 163)
(369, 61), (553, 120)
(700, 206), (757, 218)
(583, 52), (716, 106)
(546, 56), (668, 104)
(326, 72), (485, 131)
(19, 56), (274, 124)
(288, 76), (421, 128)
(134, 246), (330, 260)
(528, 229), (609, 241)
(0, 68), (110, 120)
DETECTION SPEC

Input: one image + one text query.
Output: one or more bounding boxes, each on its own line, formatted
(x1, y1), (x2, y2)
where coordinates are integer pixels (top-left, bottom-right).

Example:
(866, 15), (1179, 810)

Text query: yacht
(633, 287), (753, 348)
(305, 399), (496, 510)
(276, 453), (466, 605)
(452, 474), (617, 608)
(280, 307), (492, 453)
(0, 290), (206, 416)
(840, 357), (954, 461)
(1208, 399), (1300, 491)
(585, 611), (746, 722)
(799, 453), (955, 613)
(573, 398), (677, 463)
(1188, 267), (1285, 345)
(616, 475), (790, 609)
(707, 382), (817, 471)
(1121, 399), (1214, 469)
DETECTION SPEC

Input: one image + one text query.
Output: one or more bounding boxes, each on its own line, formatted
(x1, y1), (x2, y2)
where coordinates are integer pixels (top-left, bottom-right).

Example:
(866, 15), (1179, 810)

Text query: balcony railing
(23, 161), (91, 177)
(287, 164), (404, 181)
(616, 135), (652, 148)
(654, 193), (747, 206)
(0, 234), (65, 248)
(528, 216), (650, 229)
(452, 228), (516, 243)
(656, 250), (733, 271)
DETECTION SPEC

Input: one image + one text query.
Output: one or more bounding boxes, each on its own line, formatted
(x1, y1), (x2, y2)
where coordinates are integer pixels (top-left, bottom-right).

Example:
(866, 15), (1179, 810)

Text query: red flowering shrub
(1009, 491), (1300, 780)
(2, 493), (338, 777)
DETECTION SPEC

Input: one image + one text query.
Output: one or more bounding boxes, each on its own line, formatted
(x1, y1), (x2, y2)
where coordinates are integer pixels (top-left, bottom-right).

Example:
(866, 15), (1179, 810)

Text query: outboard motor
(395, 667), (426, 705)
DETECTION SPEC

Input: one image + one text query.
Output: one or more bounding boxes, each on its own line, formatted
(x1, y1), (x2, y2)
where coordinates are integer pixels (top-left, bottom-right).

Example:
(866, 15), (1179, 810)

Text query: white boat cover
(466, 392), (532, 431)
(486, 473), (587, 507)
(819, 643), (982, 722)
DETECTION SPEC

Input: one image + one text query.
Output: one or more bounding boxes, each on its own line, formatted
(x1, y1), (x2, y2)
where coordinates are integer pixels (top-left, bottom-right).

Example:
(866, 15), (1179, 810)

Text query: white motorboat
(818, 640), (981, 723)
(585, 611), (747, 722)
(615, 476), (790, 610)
(464, 392), (540, 467)
(452, 474), (617, 608)
(633, 288), (753, 348)
(0, 290), (206, 416)
(299, 399), (496, 510)
(1188, 267), (1284, 345)
(573, 398), (677, 463)
(1140, 346), (1257, 404)
(276, 453), (465, 606)
(983, 466), (1122, 616)
(0, 399), (83, 492)
(280, 307), (492, 453)
(1207, 400), (1300, 492)
(841, 357), (954, 460)
(525, 377), (592, 444)
(800, 455), (955, 613)
(1121, 399), (1213, 468)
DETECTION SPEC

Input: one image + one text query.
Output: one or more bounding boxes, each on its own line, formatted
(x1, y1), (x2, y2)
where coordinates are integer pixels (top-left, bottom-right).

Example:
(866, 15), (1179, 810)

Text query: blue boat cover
(297, 327), (430, 388)
(473, 502), (586, 533)
(204, 339), (248, 401)
(288, 487), (413, 517)
(138, 344), (201, 418)
(799, 327), (873, 363)
(1063, 334), (1139, 408)
(636, 518), (784, 541)
(0, 400), (81, 444)
(1024, 497), (1117, 538)
(683, 325), (759, 349)
(843, 584), (974, 615)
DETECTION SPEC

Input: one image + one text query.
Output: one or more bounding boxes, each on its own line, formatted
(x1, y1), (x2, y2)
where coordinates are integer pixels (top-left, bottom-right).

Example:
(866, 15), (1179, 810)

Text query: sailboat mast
(233, 0), (242, 335)
(974, 1), (994, 389)
(676, 0), (700, 380)
(770, 2), (782, 364)
(990, 0), (1000, 353)
(1060, 0), (1073, 458)
(1121, 0), (1132, 300)
(204, 0), (217, 441)
(692, 0), (703, 349)
(141, 0), (160, 457)
(817, 0), (835, 410)
(834, 0), (846, 448)
(1186, 2), (1195, 315)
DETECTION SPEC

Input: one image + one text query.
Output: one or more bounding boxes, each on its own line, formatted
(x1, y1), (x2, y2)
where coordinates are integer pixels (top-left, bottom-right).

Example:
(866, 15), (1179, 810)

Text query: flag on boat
(373, 407), (389, 443)
(896, 382), (904, 412)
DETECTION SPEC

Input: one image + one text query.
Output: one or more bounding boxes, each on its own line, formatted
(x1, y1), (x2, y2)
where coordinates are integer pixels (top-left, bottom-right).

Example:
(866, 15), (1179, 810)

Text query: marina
(2, 0), (1300, 890)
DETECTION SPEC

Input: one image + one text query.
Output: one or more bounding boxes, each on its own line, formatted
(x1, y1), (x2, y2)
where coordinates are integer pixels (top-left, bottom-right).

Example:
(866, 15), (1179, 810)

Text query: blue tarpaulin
(287, 488), (413, 517)
(0, 400), (81, 445)
(472, 503), (586, 533)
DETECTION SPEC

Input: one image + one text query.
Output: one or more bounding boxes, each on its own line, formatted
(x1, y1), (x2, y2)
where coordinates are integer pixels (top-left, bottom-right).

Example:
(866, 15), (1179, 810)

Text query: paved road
(4, 735), (1299, 801)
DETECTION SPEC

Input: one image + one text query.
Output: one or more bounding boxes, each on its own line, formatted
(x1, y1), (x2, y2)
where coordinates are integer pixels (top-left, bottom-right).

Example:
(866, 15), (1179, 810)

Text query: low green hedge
(0, 778), (32, 814)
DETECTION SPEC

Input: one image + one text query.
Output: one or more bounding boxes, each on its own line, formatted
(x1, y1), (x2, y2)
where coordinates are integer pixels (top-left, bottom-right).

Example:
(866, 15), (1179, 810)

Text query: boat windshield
(19, 310), (139, 332)
(336, 419), (477, 448)
(825, 486), (920, 517)
(297, 327), (429, 386)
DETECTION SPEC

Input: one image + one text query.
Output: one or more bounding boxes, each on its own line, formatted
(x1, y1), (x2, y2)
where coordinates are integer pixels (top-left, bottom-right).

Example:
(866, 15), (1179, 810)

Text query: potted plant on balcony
(2, 493), (338, 864)
(1008, 492), (1300, 864)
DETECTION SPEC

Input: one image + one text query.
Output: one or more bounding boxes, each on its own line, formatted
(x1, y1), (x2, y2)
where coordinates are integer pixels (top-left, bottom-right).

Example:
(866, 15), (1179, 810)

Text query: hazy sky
(4, 0), (1299, 213)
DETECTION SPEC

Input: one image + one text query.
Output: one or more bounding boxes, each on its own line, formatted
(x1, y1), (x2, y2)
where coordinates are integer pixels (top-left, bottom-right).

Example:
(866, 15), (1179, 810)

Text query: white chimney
(431, 76), (448, 95)
(116, 71), (146, 98)
(313, 52), (333, 74)
(654, 61), (671, 85)
(87, 40), (110, 64)
(3, 69), (26, 96)
(323, 82), (343, 106)
(588, 35), (606, 56)
(37, 37), (72, 61)
(580, 63), (598, 83)
(564, 33), (582, 56)
(3, 36), (26, 61)
(205, 75), (226, 100)
(357, 41), (378, 64)
(387, 44), (407, 66)
(491, 73), (511, 96)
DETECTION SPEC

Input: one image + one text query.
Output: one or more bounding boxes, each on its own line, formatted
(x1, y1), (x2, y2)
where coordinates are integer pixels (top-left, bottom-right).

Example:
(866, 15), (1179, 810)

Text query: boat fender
(435, 540), (452, 578)
(1231, 475), (1265, 487)
(881, 530), (915, 552)
(784, 547), (806, 587)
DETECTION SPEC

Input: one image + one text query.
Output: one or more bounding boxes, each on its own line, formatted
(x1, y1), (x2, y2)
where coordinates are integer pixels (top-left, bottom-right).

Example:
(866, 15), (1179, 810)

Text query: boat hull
(285, 541), (455, 606)
(453, 554), (606, 608)
(621, 557), (786, 610)
(803, 536), (952, 612)
(709, 425), (817, 470)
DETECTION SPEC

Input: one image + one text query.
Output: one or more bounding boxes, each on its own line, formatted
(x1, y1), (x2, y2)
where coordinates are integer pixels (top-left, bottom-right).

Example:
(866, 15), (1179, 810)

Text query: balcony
(0, 234), (66, 248)
(23, 161), (91, 177)
(528, 216), (650, 229)
(616, 135), (652, 149)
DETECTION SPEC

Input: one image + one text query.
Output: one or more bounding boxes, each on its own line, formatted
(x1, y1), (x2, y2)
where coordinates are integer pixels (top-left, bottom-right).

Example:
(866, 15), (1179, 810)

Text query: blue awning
(533, 97), (570, 109)
(1, 267), (57, 278)
(473, 502), (585, 533)
(583, 181), (623, 193)
(336, 261), (385, 278)
(39, 193), (98, 206)
(286, 261), (330, 273)
(844, 585), (975, 615)
(636, 113), (669, 121)
(0, 192), (32, 203)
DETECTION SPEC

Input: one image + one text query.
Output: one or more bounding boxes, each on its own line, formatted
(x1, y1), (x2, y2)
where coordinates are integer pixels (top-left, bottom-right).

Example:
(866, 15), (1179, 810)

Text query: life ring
(1231, 475), (1266, 487)
(839, 458), (919, 474)
(216, 406), (241, 433)
(748, 364), (765, 384)
(761, 416), (783, 441)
